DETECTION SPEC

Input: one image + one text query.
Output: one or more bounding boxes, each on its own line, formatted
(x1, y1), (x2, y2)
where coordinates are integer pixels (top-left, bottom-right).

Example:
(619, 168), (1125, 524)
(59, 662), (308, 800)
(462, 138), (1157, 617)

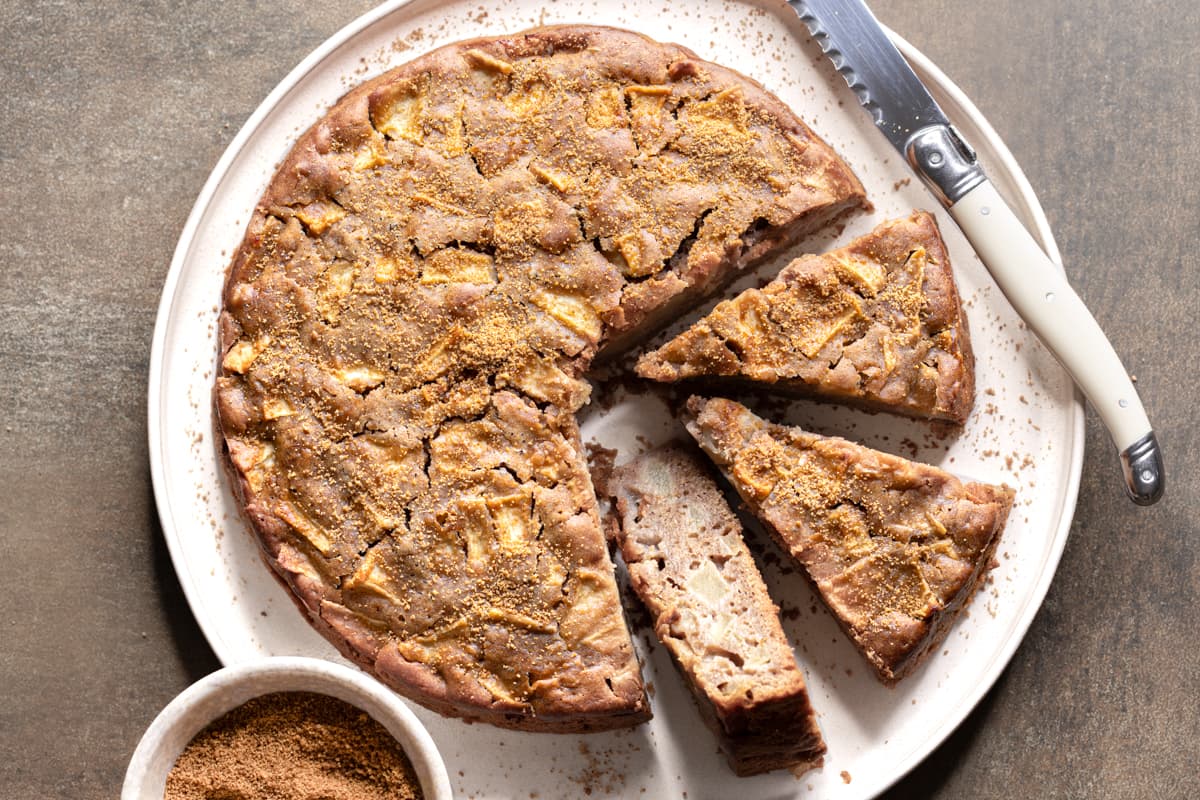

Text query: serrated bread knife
(789, 0), (1164, 505)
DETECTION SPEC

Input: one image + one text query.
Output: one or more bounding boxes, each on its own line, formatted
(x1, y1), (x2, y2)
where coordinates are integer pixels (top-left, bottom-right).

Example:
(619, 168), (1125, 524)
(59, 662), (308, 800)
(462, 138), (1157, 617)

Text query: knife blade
(788, 0), (1164, 505)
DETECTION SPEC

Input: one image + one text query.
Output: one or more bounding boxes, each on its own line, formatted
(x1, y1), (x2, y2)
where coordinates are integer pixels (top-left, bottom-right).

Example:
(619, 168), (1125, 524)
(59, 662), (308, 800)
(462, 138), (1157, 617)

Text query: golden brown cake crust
(599, 444), (825, 776)
(214, 25), (867, 731)
(637, 212), (975, 423)
(684, 397), (1013, 685)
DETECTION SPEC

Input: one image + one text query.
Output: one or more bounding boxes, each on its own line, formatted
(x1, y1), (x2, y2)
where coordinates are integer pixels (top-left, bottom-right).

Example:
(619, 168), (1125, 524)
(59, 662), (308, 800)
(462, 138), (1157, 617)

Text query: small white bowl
(123, 656), (453, 799)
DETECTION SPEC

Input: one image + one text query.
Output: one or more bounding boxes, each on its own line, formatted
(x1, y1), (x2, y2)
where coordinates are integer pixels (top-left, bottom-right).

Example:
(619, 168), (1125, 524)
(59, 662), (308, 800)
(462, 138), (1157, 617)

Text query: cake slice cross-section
(638, 212), (975, 424)
(599, 444), (825, 776)
(684, 397), (1014, 684)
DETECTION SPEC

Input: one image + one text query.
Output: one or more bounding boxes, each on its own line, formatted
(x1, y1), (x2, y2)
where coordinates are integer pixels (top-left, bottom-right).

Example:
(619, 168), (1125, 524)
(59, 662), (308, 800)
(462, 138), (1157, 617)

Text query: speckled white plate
(148, 1), (1084, 797)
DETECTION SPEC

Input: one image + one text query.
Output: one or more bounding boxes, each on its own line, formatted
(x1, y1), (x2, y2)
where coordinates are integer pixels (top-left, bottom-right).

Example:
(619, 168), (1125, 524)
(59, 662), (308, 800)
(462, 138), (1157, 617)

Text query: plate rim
(146, 5), (1085, 798)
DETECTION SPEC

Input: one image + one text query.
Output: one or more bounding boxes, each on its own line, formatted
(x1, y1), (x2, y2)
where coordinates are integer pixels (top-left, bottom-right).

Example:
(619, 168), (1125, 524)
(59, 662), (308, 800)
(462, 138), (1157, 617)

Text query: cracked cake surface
(684, 397), (1014, 685)
(214, 25), (866, 730)
(599, 444), (826, 776)
(637, 212), (975, 423)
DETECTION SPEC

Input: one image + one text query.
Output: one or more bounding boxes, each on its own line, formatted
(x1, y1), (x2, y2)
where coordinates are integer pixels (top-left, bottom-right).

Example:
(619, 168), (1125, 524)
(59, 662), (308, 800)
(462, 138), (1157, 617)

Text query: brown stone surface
(0, 1), (1194, 798)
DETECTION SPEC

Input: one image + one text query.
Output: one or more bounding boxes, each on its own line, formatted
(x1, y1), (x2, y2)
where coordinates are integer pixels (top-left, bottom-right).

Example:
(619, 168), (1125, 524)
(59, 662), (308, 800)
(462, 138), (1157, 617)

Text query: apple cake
(215, 25), (867, 730)
(638, 212), (975, 423)
(684, 396), (1014, 684)
(599, 444), (826, 776)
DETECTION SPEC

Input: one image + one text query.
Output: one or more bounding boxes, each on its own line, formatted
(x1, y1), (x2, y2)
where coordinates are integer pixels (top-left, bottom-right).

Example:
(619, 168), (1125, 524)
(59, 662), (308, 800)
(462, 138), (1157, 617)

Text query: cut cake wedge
(599, 444), (825, 776)
(684, 396), (1014, 685)
(638, 212), (975, 424)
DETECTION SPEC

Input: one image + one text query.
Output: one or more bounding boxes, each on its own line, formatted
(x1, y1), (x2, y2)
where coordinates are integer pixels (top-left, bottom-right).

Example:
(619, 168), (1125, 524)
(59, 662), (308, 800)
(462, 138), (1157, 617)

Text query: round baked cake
(215, 25), (867, 731)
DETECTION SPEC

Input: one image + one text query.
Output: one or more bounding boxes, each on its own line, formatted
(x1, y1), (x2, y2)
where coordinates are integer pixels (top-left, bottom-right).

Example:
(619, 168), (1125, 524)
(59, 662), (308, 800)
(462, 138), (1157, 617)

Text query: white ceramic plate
(148, 1), (1084, 797)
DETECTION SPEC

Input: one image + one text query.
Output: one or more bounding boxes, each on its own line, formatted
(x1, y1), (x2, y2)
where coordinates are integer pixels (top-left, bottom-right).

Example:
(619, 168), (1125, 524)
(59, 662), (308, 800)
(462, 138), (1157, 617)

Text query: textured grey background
(1, 1), (1195, 798)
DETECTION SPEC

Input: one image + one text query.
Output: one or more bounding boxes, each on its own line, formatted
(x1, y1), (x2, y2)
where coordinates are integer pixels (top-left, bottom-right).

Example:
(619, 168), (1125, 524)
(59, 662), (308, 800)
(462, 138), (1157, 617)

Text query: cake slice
(684, 397), (1014, 684)
(598, 444), (825, 776)
(638, 213), (975, 424)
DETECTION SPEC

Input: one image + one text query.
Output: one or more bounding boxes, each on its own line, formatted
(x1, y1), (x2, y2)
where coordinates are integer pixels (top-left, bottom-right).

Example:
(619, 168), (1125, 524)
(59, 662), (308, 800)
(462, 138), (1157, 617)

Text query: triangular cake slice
(638, 213), (975, 424)
(683, 396), (1014, 684)
(598, 444), (825, 776)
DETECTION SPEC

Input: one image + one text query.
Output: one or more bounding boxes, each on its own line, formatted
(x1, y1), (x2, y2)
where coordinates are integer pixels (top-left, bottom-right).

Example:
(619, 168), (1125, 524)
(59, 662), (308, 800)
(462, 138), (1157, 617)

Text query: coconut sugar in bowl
(123, 657), (453, 800)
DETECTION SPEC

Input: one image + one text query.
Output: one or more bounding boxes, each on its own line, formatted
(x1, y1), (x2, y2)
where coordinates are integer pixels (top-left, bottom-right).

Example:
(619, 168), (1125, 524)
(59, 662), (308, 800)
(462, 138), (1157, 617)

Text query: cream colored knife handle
(951, 179), (1164, 505)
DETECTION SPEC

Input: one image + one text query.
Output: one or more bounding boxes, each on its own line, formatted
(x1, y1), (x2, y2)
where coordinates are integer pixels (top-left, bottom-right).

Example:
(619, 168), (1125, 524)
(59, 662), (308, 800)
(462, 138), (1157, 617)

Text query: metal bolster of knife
(906, 125), (986, 207)
(1120, 431), (1165, 506)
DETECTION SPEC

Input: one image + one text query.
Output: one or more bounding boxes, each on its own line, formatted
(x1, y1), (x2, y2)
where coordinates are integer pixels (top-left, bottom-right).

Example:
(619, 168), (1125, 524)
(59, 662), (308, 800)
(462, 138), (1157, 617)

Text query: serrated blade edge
(789, 1), (884, 125)
(786, 0), (950, 153)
